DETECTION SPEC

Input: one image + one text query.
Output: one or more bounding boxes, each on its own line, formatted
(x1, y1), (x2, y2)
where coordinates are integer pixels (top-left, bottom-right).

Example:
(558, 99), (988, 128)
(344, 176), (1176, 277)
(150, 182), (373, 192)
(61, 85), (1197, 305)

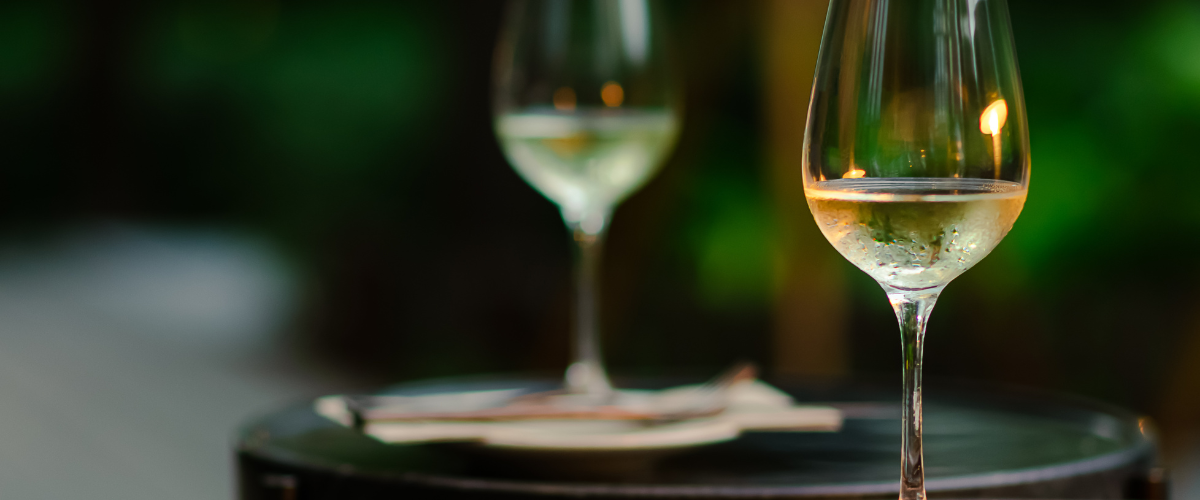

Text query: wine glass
(493, 0), (680, 398)
(803, 1), (1029, 498)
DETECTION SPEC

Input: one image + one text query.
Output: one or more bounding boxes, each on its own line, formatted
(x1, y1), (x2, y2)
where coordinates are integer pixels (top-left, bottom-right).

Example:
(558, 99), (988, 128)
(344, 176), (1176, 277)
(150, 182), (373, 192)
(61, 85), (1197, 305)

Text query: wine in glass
(803, 1), (1029, 498)
(493, 0), (680, 398)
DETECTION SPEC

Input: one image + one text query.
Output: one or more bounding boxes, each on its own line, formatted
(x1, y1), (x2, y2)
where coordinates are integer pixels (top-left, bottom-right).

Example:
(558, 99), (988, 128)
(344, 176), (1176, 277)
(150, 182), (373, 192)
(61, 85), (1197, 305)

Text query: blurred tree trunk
(761, 0), (849, 378)
(1160, 320), (1200, 468)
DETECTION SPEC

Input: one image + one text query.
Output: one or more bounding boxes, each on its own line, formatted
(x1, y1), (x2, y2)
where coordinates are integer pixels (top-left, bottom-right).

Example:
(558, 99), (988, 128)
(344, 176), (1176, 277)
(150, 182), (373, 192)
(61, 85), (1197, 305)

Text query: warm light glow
(553, 87), (577, 111)
(843, 168), (866, 179)
(980, 99), (1008, 135)
(601, 81), (624, 107)
(982, 99), (1008, 178)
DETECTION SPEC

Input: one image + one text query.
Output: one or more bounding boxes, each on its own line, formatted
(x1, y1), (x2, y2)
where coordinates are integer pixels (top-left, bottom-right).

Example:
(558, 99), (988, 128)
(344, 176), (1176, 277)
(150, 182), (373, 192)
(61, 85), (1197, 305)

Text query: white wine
(496, 109), (678, 220)
(805, 178), (1026, 290)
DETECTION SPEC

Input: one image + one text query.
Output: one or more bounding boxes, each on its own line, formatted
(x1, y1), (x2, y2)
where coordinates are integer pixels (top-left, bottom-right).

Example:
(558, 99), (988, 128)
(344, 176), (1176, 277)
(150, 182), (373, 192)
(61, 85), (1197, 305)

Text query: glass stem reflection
(886, 285), (942, 500)
(565, 215), (614, 396)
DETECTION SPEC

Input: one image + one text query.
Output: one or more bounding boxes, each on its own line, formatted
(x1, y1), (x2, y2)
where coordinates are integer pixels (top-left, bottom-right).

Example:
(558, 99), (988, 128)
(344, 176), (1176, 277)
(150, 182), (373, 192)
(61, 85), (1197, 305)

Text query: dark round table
(236, 377), (1163, 499)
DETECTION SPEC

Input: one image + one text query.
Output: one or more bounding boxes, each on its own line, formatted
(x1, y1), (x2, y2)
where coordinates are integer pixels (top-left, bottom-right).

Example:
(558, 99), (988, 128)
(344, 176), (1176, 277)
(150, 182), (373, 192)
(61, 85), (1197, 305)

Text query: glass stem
(564, 219), (613, 396)
(886, 285), (942, 500)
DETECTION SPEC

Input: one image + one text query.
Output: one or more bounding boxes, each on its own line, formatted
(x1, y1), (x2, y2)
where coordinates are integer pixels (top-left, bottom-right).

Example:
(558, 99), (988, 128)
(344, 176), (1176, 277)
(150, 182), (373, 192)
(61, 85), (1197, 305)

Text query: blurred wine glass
(493, 0), (680, 398)
(803, 0), (1030, 498)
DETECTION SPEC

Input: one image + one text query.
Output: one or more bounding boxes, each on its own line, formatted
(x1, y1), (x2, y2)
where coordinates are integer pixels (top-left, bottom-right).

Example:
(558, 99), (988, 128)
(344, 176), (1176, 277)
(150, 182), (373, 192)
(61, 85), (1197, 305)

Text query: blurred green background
(1, 0), (1200, 496)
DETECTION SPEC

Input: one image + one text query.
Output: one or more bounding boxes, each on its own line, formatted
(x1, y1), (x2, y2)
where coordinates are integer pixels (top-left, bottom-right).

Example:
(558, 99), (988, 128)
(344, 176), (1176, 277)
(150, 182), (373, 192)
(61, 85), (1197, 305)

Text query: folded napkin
(314, 375), (842, 450)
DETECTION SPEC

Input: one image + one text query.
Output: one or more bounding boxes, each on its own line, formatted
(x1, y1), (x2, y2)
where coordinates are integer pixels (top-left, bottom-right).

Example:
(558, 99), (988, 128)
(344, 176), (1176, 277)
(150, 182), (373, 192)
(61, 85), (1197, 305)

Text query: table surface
(237, 376), (1158, 498)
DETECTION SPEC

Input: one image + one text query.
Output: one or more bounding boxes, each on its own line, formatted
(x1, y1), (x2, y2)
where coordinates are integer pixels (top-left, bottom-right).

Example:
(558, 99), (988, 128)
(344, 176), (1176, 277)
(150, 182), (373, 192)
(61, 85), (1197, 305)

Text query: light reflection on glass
(618, 0), (649, 66)
(980, 99), (1008, 135)
(981, 99), (1008, 177)
(843, 167), (866, 179)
